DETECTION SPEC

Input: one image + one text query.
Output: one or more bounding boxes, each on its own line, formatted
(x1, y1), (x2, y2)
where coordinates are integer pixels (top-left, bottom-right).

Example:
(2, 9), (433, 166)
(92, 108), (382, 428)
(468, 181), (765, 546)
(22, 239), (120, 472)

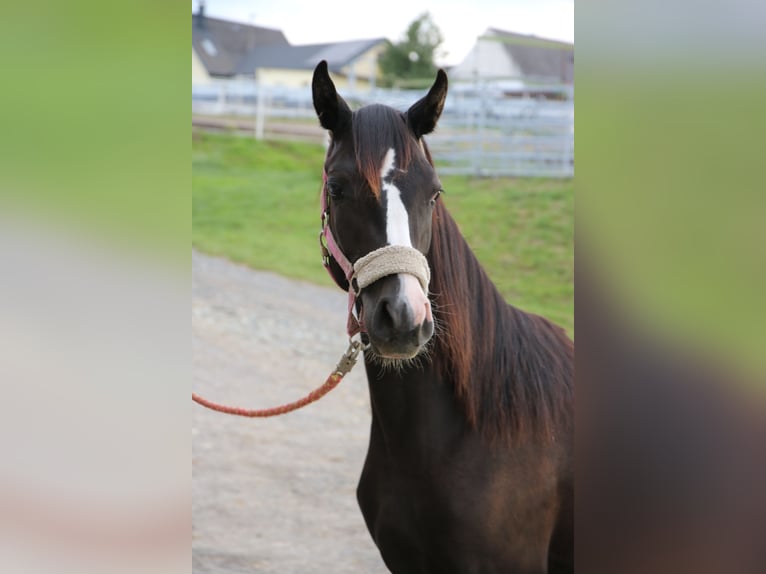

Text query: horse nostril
(375, 296), (417, 338)
(419, 318), (434, 345)
(376, 299), (400, 333)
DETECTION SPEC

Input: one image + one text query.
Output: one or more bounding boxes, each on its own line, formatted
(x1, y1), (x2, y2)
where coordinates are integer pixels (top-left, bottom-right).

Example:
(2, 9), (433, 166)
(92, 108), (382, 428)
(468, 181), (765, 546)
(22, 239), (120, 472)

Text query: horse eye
(326, 181), (343, 200)
(429, 189), (443, 206)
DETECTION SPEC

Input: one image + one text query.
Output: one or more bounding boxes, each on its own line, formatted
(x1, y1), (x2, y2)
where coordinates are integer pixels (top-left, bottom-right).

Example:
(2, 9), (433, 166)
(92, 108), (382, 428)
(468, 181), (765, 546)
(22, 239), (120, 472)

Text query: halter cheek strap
(319, 172), (362, 336)
(319, 171), (431, 338)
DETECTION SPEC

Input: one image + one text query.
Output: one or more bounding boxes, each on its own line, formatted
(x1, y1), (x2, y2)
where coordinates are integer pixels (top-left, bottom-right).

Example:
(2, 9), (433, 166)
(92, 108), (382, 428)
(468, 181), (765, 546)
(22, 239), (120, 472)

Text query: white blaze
(380, 148), (432, 325)
(381, 148), (411, 247)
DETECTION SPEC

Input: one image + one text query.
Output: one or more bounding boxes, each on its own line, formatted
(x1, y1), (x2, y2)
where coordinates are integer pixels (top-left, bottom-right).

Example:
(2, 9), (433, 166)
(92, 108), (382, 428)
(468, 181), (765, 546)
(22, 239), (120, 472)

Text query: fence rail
(193, 80), (573, 178)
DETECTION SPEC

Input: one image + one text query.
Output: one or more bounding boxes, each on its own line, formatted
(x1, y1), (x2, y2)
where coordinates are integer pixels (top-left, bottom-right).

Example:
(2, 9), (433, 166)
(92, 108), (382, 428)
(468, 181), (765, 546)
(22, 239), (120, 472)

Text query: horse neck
(362, 356), (468, 458)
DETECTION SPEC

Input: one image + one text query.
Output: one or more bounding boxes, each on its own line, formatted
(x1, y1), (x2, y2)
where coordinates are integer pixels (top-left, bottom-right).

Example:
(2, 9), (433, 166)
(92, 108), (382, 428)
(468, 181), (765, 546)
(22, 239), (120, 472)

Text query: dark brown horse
(313, 60), (573, 574)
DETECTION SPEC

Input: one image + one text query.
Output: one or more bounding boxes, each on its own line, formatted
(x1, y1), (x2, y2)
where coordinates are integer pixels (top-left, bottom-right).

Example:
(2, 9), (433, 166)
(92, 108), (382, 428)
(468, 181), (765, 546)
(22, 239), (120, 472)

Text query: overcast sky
(192, 0), (574, 66)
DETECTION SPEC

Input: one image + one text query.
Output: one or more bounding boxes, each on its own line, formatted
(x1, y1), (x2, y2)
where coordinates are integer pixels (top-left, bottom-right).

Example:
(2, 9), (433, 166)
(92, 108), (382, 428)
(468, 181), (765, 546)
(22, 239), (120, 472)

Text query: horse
(312, 60), (574, 574)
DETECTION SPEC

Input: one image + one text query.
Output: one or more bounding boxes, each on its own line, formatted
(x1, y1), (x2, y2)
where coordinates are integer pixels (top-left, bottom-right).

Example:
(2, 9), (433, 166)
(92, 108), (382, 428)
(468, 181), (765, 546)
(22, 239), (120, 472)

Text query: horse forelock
(350, 104), (416, 199)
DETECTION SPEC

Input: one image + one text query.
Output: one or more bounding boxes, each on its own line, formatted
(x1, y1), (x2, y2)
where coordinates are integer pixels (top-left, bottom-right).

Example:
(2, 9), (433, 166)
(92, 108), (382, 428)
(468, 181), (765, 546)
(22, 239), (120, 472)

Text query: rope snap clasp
(334, 337), (369, 377)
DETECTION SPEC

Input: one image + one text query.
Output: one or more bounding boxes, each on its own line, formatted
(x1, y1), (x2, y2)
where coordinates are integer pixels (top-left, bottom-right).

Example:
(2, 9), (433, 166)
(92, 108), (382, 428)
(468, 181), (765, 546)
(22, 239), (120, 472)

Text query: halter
(319, 170), (431, 338)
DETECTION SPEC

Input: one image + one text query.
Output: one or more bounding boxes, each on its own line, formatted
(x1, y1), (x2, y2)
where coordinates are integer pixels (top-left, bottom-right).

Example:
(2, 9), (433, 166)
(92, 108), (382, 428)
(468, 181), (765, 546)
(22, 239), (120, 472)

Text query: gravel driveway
(192, 250), (386, 573)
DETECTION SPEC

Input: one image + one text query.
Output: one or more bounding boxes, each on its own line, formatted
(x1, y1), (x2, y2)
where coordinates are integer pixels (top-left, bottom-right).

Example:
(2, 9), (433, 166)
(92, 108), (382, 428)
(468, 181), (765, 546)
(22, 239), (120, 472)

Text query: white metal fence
(193, 80), (573, 178)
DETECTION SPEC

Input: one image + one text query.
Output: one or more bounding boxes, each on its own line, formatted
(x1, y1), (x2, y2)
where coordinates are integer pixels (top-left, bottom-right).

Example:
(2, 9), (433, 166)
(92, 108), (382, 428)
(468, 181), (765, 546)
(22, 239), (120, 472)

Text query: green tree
(379, 12), (444, 88)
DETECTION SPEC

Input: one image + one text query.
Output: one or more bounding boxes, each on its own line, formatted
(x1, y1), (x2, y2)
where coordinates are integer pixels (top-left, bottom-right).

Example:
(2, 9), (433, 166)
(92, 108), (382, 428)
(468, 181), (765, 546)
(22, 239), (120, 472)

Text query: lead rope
(191, 338), (365, 417)
(192, 173), (367, 418)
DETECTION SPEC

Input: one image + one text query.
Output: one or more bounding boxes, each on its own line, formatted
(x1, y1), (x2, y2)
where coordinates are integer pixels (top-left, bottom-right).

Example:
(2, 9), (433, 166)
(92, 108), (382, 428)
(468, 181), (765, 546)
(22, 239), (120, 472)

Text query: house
(235, 38), (386, 91)
(192, 4), (386, 90)
(450, 28), (574, 88)
(192, 5), (289, 85)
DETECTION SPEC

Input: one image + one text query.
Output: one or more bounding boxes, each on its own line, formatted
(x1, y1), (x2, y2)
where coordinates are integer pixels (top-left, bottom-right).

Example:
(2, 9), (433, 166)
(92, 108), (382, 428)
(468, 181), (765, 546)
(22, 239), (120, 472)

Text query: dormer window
(201, 38), (217, 56)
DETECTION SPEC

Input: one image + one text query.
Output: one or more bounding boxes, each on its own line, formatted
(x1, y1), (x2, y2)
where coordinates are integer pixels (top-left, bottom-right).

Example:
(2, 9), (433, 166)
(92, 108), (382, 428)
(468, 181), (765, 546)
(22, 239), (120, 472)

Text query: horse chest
(359, 448), (560, 573)
(357, 380), (563, 573)
(356, 392), (478, 567)
(357, 451), (485, 573)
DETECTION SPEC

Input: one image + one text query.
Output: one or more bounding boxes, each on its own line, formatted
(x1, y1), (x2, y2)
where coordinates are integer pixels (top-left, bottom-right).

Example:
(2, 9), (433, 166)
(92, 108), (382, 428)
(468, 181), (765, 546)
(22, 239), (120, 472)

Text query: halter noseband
(319, 170), (431, 338)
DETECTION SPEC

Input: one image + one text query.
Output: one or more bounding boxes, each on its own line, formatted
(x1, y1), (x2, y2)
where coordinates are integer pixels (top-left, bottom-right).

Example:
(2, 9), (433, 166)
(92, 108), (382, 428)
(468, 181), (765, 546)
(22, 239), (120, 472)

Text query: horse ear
(407, 69), (448, 138)
(312, 60), (352, 136)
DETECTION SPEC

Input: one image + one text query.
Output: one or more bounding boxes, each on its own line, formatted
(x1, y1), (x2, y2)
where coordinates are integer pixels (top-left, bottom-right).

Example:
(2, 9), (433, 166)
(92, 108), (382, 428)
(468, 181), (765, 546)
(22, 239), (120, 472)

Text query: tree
(378, 12), (444, 88)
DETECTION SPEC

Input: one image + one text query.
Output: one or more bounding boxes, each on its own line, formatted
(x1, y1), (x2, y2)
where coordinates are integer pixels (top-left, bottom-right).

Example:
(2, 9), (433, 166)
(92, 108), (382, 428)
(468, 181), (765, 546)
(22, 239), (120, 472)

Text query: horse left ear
(406, 69), (448, 138)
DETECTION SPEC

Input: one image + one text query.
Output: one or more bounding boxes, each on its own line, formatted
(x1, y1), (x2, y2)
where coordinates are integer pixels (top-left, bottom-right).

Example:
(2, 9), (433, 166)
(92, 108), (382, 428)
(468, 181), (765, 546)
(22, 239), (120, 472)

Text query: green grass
(192, 131), (573, 334)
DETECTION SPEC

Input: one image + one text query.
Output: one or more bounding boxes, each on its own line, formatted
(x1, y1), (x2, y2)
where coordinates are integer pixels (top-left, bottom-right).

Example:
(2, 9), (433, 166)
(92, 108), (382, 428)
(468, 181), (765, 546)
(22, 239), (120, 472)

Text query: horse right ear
(312, 61), (352, 136)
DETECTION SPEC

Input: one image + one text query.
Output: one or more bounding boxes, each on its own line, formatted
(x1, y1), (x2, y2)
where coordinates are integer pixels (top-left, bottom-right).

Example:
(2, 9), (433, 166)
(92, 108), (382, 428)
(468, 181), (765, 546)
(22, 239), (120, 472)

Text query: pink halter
(319, 170), (364, 337)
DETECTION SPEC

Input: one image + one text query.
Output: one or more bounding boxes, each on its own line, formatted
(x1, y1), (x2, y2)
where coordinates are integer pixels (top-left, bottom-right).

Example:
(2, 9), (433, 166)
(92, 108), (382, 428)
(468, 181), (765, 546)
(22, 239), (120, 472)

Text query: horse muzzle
(361, 273), (434, 359)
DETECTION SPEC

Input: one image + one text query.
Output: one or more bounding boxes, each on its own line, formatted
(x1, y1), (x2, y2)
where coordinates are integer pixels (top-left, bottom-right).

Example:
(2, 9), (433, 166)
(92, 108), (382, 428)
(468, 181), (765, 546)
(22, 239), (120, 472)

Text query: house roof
(485, 28), (574, 83)
(235, 37), (386, 76)
(192, 13), (289, 77)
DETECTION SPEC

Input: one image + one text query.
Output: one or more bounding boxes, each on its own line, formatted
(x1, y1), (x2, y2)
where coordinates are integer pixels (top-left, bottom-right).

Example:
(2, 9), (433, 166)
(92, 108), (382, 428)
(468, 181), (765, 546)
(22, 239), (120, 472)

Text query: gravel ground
(192, 250), (387, 573)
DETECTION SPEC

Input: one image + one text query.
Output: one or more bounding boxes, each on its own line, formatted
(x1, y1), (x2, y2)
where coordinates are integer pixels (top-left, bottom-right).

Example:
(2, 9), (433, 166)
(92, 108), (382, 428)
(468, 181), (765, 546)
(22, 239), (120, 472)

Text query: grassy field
(192, 131), (573, 334)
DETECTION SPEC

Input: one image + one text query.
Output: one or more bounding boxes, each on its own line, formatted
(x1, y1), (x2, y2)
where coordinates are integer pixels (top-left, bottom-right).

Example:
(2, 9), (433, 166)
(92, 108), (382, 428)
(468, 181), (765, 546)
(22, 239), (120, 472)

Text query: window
(201, 38), (218, 57)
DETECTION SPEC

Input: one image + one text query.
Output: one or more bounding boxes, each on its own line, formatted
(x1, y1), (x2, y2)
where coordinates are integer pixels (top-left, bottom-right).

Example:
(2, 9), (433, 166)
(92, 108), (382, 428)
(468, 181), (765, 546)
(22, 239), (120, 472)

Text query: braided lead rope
(191, 339), (365, 417)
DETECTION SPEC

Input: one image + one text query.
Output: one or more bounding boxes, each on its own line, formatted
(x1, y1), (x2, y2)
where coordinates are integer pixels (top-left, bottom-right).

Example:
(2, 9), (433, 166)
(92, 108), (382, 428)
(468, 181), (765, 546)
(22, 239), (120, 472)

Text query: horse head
(312, 60), (448, 361)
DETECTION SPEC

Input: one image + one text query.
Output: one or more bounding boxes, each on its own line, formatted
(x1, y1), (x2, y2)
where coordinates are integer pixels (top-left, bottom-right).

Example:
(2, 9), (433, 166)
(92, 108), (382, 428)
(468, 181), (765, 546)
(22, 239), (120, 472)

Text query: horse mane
(428, 202), (573, 443)
(425, 152), (573, 445)
(346, 105), (573, 444)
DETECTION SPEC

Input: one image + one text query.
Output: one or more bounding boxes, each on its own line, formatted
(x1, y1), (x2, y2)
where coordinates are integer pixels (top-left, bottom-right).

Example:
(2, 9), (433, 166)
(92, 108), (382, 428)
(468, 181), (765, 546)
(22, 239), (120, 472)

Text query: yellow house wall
(249, 45), (385, 91)
(192, 47), (211, 85)
(254, 68), (379, 91)
(255, 68), (313, 89)
(339, 44), (385, 90)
